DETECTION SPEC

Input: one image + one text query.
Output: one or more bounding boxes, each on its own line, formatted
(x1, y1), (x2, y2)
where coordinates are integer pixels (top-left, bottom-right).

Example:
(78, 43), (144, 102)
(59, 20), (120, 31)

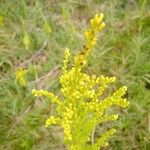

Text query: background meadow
(0, 0), (150, 149)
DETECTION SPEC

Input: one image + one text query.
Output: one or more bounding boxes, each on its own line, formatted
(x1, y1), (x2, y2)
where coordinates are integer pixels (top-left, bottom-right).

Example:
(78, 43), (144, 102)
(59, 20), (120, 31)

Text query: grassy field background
(0, 0), (150, 149)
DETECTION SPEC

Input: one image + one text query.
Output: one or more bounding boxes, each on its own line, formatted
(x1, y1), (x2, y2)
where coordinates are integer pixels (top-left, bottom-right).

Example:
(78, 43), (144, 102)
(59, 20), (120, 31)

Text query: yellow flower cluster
(45, 116), (60, 127)
(84, 86), (129, 120)
(16, 68), (27, 86)
(32, 13), (129, 150)
(70, 145), (77, 150)
(32, 89), (62, 105)
(92, 128), (116, 149)
(62, 48), (70, 73)
(84, 13), (105, 48)
(74, 13), (105, 69)
(61, 117), (72, 141)
(59, 104), (75, 141)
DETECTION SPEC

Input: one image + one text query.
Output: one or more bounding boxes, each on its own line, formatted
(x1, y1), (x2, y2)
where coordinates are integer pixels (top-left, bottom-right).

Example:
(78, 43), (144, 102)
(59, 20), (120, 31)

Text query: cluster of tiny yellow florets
(84, 13), (105, 48)
(16, 68), (27, 86)
(32, 89), (62, 105)
(74, 13), (105, 68)
(32, 13), (129, 150)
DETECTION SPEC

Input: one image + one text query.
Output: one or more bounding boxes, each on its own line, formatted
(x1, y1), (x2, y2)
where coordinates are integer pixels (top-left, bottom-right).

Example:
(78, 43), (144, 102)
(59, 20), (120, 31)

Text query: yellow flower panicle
(32, 13), (129, 150)
(96, 76), (116, 96)
(93, 128), (116, 149)
(74, 13), (105, 69)
(32, 89), (62, 105)
(16, 68), (27, 86)
(91, 17), (105, 31)
(45, 116), (60, 127)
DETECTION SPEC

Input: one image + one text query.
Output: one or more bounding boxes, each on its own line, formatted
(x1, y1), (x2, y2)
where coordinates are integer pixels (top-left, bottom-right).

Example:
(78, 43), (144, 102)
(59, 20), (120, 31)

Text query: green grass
(0, 0), (150, 149)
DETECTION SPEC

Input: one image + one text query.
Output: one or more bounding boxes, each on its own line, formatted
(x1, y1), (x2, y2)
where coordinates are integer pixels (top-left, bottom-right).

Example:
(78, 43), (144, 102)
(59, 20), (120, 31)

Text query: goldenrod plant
(32, 13), (129, 150)
(16, 68), (27, 87)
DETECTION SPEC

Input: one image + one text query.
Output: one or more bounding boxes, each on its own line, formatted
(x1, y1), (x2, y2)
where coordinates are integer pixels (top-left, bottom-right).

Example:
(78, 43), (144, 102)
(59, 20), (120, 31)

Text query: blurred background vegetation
(0, 0), (150, 149)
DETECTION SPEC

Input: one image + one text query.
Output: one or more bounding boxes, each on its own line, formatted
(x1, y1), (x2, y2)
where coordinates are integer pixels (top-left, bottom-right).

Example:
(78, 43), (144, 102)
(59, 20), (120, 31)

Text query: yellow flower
(92, 128), (116, 149)
(16, 68), (27, 86)
(32, 89), (62, 105)
(32, 13), (129, 150)
(45, 116), (60, 127)
(75, 13), (106, 68)
(62, 48), (70, 73)
(90, 13), (105, 31)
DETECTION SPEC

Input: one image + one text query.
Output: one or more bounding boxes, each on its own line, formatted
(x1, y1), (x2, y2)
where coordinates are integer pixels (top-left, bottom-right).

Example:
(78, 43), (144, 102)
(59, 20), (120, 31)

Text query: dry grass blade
(35, 65), (61, 89)
(16, 41), (48, 69)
